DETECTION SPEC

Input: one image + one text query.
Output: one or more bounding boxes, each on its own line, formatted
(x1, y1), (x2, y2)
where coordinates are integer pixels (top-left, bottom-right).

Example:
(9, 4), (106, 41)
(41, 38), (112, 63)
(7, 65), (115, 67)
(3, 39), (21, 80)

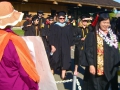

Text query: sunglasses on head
(59, 18), (65, 20)
(82, 20), (88, 22)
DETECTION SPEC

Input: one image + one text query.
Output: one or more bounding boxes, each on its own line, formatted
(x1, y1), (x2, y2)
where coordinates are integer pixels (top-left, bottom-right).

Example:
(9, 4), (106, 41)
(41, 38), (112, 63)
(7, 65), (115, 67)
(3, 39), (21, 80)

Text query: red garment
(92, 15), (99, 27)
(46, 21), (50, 25)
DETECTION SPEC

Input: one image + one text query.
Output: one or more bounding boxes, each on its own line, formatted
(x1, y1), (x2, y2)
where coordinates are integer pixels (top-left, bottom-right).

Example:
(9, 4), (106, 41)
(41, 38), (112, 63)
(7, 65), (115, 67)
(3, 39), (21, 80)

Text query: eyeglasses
(59, 18), (65, 20)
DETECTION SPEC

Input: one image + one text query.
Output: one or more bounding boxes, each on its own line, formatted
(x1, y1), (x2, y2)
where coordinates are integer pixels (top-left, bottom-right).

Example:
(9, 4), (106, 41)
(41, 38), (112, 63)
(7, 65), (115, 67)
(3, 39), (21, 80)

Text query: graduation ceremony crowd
(22, 9), (120, 90)
(0, 1), (120, 90)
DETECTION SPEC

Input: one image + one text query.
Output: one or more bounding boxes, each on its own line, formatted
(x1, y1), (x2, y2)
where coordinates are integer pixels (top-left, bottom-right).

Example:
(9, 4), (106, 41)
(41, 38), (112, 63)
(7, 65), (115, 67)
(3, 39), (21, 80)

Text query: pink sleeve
(10, 40), (39, 90)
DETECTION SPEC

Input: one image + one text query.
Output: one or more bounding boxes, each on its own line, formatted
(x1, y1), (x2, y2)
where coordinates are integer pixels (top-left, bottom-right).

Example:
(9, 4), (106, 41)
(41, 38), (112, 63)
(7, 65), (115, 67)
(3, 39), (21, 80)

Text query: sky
(113, 0), (120, 13)
(113, 0), (120, 3)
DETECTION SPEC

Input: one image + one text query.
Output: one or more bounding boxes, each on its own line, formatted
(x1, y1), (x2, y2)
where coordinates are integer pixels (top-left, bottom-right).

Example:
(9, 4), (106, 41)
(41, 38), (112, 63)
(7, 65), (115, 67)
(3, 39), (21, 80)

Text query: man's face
(58, 16), (65, 23)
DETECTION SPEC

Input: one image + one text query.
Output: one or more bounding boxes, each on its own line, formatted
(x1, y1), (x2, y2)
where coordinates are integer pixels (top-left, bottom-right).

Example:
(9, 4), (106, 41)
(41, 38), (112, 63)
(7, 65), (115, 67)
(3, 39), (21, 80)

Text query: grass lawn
(12, 29), (24, 36)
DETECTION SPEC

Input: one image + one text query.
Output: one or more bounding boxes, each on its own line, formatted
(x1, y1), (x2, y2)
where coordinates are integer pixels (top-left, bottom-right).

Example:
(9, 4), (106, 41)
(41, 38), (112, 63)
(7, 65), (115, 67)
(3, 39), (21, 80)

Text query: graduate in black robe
(41, 17), (50, 51)
(67, 17), (78, 45)
(37, 11), (46, 36)
(23, 15), (39, 36)
(49, 11), (73, 79)
(41, 16), (53, 48)
(41, 16), (55, 73)
(22, 14), (32, 36)
(73, 15), (92, 75)
(82, 11), (120, 90)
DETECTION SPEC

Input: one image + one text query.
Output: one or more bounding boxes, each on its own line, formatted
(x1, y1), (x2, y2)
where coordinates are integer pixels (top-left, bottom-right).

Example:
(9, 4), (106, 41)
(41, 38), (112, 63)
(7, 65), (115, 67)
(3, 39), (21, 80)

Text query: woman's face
(99, 19), (110, 31)
(34, 19), (39, 25)
(58, 16), (65, 23)
(81, 20), (88, 27)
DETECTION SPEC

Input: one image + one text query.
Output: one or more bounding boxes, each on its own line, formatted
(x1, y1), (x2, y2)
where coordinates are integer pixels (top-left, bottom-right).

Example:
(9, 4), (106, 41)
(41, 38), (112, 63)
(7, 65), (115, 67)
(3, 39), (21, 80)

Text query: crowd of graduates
(22, 10), (120, 90)
(22, 11), (93, 79)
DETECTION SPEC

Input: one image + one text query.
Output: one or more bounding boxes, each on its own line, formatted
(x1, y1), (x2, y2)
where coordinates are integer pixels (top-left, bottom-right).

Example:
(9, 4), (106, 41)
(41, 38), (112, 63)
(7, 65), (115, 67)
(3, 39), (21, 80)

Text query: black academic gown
(42, 23), (56, 49)
(41, 24), (51, 66)
(23, 25), (36, 36)
(49, 23), (73, 70)
(82, 31), (120, 90)
(22, 20), (31, 36)
(67, 23), (78, 45)
(74, 26), (90, 66)
(41, 24), (50, 48)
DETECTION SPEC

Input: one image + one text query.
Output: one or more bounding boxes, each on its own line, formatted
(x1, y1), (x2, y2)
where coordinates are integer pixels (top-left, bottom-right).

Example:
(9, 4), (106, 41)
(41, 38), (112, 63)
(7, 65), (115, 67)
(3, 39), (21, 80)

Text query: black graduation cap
(37, 11), (44, 14)
(26, 14), (32, 18)
(81, 14), (90, 20)
(92, 11), (112, 27)
(58, 11), (66, 17)
(56, 11), (59, 15)
(32, 15), (39, 21)
(49, 16), (54, 20)
(94, 11), (112, 18)
(46, 15), (54, 20)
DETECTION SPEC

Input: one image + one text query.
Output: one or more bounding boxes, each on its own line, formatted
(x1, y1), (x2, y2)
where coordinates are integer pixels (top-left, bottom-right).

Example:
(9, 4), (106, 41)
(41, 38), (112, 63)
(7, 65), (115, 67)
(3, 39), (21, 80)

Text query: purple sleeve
(11, 41), (38, 90)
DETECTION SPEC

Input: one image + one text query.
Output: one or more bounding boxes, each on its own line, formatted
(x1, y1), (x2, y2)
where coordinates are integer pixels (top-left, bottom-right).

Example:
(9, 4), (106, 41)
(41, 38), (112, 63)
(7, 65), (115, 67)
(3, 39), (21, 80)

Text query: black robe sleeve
(73, 27), (82, 45)
(114, 48), (120, 66)
(85, 31), (96, 66)
(22, 21), (29, 31)
(88, 24), (94, 32)
(41, 24), (49, 37)
(48, 24), (56, 46)
(68, 25), (75, 46)
(47, 23), (54, 43)
(111, 47), (120, 77)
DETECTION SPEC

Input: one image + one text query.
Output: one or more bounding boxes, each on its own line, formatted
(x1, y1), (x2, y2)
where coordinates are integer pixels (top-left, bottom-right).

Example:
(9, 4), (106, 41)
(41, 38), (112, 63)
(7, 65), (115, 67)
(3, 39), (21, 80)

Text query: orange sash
(0, 30), (40, 82)
(97, 34), (104, 75)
